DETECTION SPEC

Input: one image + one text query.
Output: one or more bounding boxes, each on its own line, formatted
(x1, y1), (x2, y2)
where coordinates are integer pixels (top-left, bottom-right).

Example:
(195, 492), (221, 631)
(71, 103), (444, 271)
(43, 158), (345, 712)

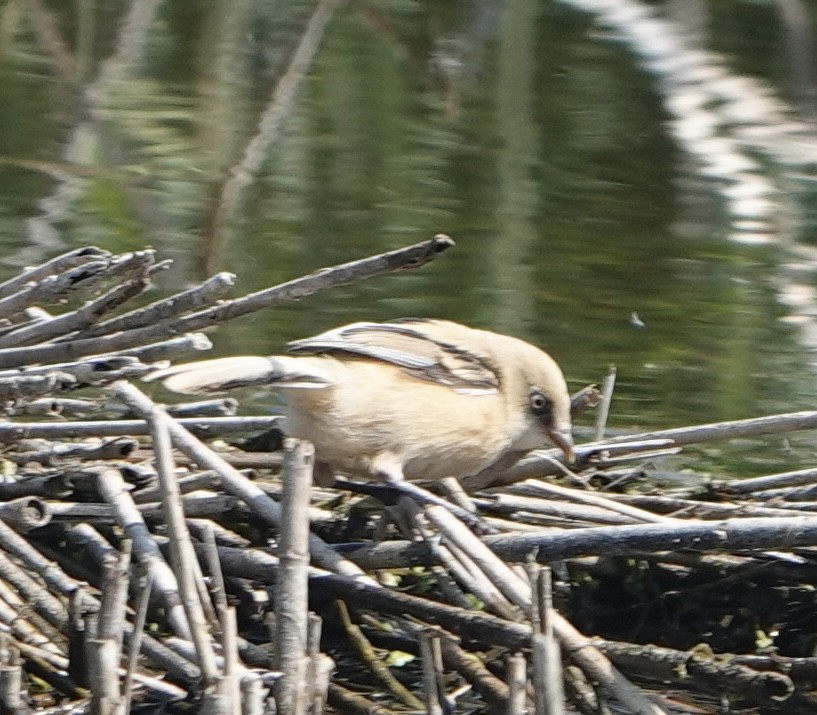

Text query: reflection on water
(1, 0), (817, 474)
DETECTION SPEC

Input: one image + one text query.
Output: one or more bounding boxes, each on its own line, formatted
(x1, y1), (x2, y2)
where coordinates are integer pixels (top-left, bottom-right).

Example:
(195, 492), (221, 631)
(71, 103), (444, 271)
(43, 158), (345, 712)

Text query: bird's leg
(336, 476), (487, 532)
(382, 477), (488, 532)
(335, 465), (490, 533)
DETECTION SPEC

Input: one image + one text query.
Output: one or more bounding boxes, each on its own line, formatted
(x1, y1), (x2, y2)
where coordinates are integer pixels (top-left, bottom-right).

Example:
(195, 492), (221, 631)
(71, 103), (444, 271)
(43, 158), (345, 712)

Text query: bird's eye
(529, 389), (553, 423)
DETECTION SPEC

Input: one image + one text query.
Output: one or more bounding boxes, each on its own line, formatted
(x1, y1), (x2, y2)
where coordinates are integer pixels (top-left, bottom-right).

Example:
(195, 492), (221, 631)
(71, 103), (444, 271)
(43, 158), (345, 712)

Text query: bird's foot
(332, 477), (492, 534)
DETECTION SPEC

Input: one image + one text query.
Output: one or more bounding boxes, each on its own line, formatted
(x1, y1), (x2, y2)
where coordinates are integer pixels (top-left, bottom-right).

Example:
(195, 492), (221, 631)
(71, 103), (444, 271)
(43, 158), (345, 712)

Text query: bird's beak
(547, 427), (576, 464)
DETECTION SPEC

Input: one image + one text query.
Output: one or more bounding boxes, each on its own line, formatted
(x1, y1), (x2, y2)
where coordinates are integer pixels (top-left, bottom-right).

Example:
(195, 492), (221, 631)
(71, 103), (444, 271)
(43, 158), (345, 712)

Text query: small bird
(147, 318), (574, 488)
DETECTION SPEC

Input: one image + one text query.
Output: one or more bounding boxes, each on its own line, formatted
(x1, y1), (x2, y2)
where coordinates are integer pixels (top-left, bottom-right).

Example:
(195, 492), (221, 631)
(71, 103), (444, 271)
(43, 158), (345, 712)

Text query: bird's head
(504, 339), (574, 462)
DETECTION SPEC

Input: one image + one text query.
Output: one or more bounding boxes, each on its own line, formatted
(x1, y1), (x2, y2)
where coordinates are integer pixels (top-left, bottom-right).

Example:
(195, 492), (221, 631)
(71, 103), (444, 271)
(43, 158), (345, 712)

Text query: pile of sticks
(1, 238), (817, 714)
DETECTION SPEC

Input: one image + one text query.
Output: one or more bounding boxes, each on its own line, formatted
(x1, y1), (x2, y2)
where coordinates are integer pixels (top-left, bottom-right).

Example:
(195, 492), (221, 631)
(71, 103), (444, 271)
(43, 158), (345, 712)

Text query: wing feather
(288, 319), (499, 392)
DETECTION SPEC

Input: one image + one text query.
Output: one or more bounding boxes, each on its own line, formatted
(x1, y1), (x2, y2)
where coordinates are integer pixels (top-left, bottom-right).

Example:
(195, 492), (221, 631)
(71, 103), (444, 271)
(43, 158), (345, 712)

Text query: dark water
(2, 0), (817, 473)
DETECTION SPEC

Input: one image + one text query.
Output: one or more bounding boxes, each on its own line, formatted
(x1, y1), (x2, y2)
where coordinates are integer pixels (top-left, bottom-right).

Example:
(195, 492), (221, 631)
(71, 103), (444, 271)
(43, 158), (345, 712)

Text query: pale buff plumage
(147, 319), (574, 486)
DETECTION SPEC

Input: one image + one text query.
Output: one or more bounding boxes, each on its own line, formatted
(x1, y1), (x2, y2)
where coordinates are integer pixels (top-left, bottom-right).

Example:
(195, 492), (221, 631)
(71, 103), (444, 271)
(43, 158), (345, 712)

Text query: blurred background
(2, 0), (817, 472)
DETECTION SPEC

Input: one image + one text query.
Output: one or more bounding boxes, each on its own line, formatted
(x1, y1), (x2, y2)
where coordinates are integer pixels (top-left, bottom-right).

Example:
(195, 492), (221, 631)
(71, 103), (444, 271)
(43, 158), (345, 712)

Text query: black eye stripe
(529, 388), (553, 421)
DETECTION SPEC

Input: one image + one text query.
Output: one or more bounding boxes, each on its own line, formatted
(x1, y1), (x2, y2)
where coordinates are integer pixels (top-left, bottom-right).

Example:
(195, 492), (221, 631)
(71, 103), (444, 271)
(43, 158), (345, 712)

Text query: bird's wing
(287, 319), (499, 393)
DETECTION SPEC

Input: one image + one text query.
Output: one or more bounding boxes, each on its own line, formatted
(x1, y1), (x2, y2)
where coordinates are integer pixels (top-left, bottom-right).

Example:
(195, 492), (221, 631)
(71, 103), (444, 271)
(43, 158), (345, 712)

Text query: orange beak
(547, 427), (576, 464)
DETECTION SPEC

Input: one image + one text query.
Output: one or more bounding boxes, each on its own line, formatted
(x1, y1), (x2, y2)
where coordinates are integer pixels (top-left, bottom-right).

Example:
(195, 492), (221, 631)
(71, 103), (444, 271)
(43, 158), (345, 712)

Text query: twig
(436, 631), (509, 710)
(408, 503), (486, 611)
(0, 276), (149, 348)
(306, 613), (330, 713)
(506, 653), (527, 715)
(0, 250), (155, 320)
(570, 385), (602, 416)
(342, 515), (817, 569)
(165, 398), (239, 418)
(0, 579), (62, 655)
(593, 366), (616, 441)
(335, 600), (423, 710)
(201, 526), (229, 615)
(219, 607), (241, 715)
(0, 374), (76, 404)
(418, 629), (445, 715)
(478, 492), (643, 527)
(505, 480), (674, 524)
(89, 545), (131, 713)
(0, 640), (32, 715)
(132, 472), (223, 505)
(0, 549), (67, 630)
(274, 440), (314, 713)
(423, 505), (530, 611)
(0, 247), (110, 301)
(601, 410), (817, 450)
(0, 475), (74, 501)
(597, 639), (794, 703)
(147, 400), (219, 684)
(466, 410), (817, 491)
(409, 501), (518, 619)
(532, 568), (564, 715)
(94, 468), (190, 638)
(109, 332), (213, 363)
(8, 437), (138, 466)
(612, 493), (809, 520)
(240, 670), (267, 715)
(4, 397), (94, 419)
(123, 568), (153, 715)
(715, 467), (817, 495)
(0, 236), (454, 368)
(0, 415), (283, 442)
(73, 272), (236, 340)
(0, 355), (155, 386)
(327, 683), (400, 714)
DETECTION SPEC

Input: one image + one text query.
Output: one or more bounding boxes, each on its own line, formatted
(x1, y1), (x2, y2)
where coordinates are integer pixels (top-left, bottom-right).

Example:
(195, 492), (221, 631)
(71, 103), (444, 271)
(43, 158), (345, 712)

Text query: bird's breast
(279, 358), (525, 481)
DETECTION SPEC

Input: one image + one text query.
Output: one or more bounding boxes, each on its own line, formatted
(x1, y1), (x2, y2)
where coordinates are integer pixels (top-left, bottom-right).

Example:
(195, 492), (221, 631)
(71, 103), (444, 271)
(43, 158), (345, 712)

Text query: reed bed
(0, 240), (814, 714)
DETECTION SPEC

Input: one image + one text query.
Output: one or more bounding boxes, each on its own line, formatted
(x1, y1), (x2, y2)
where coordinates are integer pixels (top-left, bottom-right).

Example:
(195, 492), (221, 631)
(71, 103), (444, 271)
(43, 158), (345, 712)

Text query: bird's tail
(145, 356), (331, 394)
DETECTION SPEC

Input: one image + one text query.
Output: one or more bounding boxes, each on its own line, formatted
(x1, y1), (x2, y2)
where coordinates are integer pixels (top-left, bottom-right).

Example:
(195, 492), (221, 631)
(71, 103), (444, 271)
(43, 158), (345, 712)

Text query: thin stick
(0, 247), (110, 301)
(147, 404), (219, 684)
(507, 481), (674, 524)
(594, 366), (617, 441)
(0, 278), (148, 348)
(123, 568), (154, 715)
(0, 415), (282, 442)
(343, 515), (817, 570)
(95, 468), (190, 638)
(334, 600), (423, 710)
(423, 505), (530, 610)
(418, 630), (444, 715)
(0, 236), (454, 370)
(274, 440), (314, 714)
(240, 671), (267, 715)
(506, 653), (527, 715)
(73, 272), (236, 340)
(466, 409), (817, 491)
(220, 606), (241, 715)
(532, 568), (564, 715)
(201, 526), (229, 616)
(90, 545), (131, 713)
(107, 332), (213, 363)
(716, 467), (817, 495)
